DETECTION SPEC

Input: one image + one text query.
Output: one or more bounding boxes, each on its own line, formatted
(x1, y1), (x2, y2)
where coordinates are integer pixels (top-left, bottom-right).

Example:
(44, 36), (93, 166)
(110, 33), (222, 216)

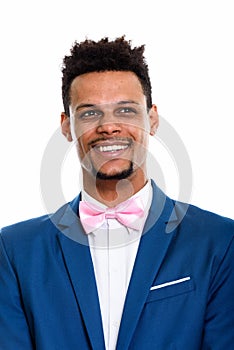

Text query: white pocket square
(150, 276), (191, 291)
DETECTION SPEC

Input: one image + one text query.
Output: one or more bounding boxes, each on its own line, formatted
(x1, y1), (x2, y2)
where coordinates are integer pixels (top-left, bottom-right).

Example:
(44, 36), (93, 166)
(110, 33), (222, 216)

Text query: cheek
(71, 117), (95, 140)
(128, 124), (149, 145)
(74, 133), (88, 160)
(126, 116), (150, 137)
(75, 139), (85, 161)
(75, 127), (97, 161)
(130, 127), (149, 160)
(73, 122), (95, 148)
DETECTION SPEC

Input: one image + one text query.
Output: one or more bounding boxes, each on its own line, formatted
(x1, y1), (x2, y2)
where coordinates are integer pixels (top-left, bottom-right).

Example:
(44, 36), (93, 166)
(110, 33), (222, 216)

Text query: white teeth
(98, 145), (128, 152)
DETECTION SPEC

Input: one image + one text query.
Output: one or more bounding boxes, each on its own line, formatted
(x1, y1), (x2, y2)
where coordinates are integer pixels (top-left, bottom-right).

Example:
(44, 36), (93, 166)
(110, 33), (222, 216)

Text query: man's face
(62, 71), (158, 181)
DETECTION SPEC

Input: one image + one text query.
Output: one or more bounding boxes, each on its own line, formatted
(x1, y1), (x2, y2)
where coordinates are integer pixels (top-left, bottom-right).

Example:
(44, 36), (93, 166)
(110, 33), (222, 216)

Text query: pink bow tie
(79, 197), (145, 234)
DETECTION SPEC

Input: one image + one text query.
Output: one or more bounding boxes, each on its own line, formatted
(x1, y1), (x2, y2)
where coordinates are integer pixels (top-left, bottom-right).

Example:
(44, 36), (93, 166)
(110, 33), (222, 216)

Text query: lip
(90, 139), (132, 158)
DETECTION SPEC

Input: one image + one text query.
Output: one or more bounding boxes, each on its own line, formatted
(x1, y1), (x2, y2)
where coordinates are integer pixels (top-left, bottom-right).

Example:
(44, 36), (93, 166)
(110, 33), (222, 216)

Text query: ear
(149, 104), (159, 136)
(61, 112), (73, 142)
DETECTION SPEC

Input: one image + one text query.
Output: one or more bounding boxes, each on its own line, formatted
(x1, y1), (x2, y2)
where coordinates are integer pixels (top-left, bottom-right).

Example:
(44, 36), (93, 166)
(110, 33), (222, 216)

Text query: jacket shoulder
(185, 202), (233, 229)
(174, 200), (234, 242)
(0, 214), (54, 246)
(0, 197), (78, 246)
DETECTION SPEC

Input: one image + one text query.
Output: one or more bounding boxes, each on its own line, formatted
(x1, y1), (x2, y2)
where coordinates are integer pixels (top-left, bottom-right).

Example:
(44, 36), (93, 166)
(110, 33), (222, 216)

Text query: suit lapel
(116, 182), (178, 349)
(54, 198), (105, 350)
(52, 182), (179, 350)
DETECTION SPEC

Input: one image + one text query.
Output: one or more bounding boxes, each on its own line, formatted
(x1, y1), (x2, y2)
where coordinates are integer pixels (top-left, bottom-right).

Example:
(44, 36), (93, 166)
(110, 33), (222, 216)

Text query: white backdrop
(0, 0), (233, 227)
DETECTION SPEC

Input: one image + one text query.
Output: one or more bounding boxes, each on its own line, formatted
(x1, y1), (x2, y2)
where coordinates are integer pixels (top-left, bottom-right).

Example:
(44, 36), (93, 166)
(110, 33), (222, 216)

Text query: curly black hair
(61, 36), (152, 116)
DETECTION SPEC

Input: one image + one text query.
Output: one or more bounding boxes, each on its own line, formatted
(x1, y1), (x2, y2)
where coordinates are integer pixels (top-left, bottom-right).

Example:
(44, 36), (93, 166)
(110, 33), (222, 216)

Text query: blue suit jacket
(0, 182), (234, 349)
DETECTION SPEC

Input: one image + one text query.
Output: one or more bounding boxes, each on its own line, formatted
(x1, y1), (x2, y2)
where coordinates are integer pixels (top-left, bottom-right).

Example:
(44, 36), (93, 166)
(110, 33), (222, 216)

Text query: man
(0, 36), (233, 350)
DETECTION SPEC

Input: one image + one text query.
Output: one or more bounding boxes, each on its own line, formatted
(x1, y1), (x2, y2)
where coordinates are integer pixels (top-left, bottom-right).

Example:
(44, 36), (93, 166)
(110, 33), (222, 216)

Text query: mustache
(88, 137), (133, 147)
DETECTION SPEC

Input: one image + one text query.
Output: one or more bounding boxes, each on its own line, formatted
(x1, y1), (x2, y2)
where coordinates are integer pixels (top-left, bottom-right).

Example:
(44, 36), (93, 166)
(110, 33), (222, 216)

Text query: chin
(95, 162), (134, 180)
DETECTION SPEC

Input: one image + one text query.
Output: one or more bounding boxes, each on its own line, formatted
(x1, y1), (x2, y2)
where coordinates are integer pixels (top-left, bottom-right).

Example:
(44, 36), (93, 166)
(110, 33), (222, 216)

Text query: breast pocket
(146, 277), (195, 303)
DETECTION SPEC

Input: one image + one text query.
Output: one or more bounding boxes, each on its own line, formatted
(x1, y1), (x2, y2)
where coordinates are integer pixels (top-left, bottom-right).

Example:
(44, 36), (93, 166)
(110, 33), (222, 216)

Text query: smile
(97, 144), (129, 153)
(89, 138), (132, 156)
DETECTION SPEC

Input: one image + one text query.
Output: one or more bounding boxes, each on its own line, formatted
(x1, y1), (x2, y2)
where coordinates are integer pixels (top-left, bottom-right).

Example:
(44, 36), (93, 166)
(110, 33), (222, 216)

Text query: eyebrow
(75, 103), (96, 111)
(75, 100), (140, 111)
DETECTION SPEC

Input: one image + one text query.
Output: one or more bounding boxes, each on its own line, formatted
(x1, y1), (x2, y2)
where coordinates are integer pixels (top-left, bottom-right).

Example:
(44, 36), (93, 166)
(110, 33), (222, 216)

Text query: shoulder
(0, 214), (55, 258)
(0, 196), (79, 251)
(172, 200), (234, 254)
(179, 201), (234, 232)
(1, 214), (51, 238)
(151, 180), (234, 238)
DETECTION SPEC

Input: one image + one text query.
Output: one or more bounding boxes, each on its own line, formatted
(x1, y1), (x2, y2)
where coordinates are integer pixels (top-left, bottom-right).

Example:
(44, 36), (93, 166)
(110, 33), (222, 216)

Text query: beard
(94, 161), (134, 180)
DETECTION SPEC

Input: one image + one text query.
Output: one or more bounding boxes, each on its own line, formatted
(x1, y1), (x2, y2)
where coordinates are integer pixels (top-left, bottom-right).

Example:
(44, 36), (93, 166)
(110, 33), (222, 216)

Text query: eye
(115, 106), (137, 116)
(78, 109), (103, 119)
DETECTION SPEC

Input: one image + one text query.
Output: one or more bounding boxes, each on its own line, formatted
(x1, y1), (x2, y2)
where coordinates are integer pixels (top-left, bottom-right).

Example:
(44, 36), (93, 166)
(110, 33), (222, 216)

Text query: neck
(82, 168), (148, 207)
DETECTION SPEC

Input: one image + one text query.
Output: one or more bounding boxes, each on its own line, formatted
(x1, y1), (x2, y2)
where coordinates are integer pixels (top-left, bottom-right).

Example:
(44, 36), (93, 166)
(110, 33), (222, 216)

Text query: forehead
(69, 71), (146, 106)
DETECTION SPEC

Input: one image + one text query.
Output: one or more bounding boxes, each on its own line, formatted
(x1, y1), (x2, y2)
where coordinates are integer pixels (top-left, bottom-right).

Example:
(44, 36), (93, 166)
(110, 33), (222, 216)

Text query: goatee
(95, 162), (134, 180)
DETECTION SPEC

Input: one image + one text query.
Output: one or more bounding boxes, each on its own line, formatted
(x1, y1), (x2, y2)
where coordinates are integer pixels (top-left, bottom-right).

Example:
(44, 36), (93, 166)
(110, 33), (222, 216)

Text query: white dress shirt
(82, 181), (152, 350)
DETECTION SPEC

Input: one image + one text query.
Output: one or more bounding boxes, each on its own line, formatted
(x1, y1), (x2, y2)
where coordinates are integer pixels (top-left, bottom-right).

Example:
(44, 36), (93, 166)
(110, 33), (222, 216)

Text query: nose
(96, 112), (121, 135)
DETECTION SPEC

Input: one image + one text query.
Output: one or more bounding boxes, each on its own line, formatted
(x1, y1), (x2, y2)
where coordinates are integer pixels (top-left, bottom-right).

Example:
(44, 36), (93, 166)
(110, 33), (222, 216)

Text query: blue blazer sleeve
(0, 233), (34, 350)
(201, 235), (234, 349)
